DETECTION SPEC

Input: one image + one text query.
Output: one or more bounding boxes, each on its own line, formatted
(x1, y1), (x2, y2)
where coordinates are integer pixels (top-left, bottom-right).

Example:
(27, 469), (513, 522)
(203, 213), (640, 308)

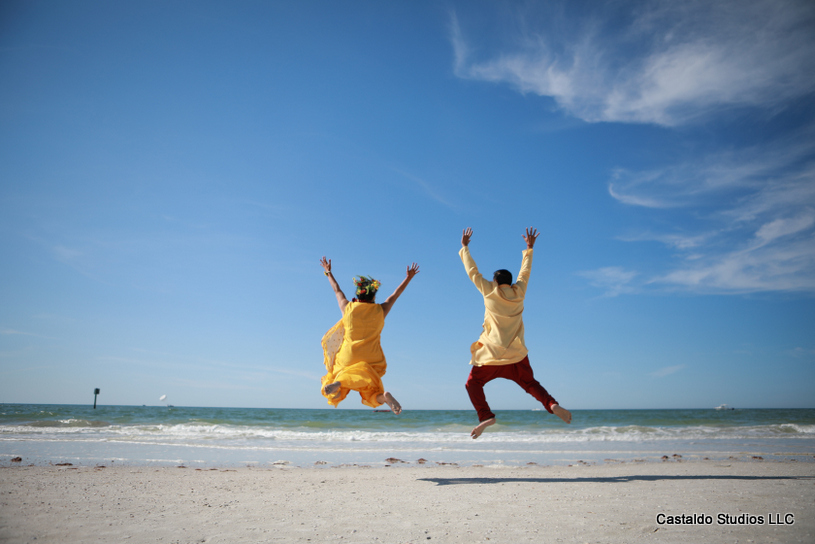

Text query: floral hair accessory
(353, 275), (381, 296)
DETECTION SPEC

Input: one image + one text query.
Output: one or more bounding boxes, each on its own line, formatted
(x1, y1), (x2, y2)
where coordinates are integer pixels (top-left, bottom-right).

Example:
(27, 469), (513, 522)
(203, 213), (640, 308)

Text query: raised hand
(406, 262), (420, 279)
(462, 227), (473, 247)
(320, 256), (332, 274)
(523, 227), (539, 249)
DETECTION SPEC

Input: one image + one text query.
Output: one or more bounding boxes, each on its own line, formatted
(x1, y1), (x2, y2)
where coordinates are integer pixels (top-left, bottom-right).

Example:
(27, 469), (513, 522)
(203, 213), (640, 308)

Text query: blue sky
(1, 0), (813, 411)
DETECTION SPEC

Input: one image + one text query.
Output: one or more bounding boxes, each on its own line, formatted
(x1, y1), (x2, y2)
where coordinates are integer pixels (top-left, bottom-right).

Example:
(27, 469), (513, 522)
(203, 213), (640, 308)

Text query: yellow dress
(321, 301), (387, 408)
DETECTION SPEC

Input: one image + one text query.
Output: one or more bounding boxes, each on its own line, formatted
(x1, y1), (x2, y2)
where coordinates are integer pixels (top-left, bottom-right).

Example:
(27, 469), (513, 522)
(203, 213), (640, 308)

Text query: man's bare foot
(552, 404), (572, 424)
(378, 392), (401, 414)
(323, 381), (341, 398)
(470, 417), (495, 439)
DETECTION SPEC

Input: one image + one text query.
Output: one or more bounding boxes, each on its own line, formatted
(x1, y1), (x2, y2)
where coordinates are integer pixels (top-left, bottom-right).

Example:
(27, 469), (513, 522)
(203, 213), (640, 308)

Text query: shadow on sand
(418, 474), (815, 486)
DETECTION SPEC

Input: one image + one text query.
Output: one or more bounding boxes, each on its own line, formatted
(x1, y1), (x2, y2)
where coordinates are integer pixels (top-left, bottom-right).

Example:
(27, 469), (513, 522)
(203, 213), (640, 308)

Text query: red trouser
(465, 356), (558, 422)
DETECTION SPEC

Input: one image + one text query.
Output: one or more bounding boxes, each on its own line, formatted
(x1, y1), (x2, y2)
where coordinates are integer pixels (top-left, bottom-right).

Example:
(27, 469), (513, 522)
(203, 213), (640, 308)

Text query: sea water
(2, 404), (814, 468)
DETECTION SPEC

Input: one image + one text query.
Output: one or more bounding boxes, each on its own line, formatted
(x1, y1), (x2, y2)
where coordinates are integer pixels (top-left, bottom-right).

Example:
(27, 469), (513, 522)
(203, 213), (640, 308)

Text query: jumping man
(460, 227), (571, 438)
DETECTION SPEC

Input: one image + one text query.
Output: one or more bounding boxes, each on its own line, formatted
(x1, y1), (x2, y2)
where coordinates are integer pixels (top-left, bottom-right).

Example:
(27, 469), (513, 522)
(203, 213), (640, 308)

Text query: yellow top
(320, 301), (387, 407)
(459, 246), (533, 366)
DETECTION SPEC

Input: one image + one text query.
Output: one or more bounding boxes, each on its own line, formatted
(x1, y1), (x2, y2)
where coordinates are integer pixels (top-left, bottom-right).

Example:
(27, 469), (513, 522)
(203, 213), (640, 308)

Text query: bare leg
(470, 417), (495, 439)
(323, 381), (341, 398)
(376, 392), (402, 414)
(552, 404), (572, 424)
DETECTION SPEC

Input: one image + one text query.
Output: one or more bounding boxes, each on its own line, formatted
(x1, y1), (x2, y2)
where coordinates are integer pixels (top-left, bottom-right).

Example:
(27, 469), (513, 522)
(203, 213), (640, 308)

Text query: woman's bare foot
(470, 417), (495, 439)
(377, 392), (401, 414)
(323, 381), (341, 398)
(552, 404), (572, 424)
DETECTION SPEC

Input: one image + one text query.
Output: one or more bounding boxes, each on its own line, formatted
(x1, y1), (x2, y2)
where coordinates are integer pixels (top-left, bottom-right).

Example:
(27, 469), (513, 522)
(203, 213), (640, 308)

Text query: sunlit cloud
(451, 0), (815, 126)
(452, 1), (815, 296)
(610, 141), (815, 294)
(608, 142), (814, 211)
(617, 231), (710, 251)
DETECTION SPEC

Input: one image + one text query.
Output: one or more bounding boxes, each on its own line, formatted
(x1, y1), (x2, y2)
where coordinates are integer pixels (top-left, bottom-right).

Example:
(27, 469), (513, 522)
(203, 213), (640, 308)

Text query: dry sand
(1, 460), (813, 543)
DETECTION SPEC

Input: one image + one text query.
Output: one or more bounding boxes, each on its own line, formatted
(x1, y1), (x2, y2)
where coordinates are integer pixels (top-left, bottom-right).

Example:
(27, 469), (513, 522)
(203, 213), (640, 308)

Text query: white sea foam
(3, 422), (815, 445)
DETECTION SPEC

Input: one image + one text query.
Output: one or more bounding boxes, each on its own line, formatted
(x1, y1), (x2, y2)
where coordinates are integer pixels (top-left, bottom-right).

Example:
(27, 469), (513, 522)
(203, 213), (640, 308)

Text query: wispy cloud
(52, 245), (83, 261)
(608, 140), (815, 294)
(786, 347), (815, 358)
(391, 167), (457, 209)
(1, 328), (35, 336)
(0, 328), (54, 339)
(650, 364), (686, 377)
(577, 267), (638, 297)
(451, 0), (815, 126)
(451, 1), (815, 296)
(98, 353), (321, 381)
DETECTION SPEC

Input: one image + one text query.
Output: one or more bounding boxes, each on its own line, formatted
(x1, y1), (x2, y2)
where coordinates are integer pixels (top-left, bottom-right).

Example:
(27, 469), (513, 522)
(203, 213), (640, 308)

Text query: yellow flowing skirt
(320, 304), (387, 408)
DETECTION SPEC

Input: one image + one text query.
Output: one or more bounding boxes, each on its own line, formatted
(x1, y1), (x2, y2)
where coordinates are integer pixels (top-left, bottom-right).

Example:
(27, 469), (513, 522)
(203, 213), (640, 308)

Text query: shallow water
(2, 404), (814, 468)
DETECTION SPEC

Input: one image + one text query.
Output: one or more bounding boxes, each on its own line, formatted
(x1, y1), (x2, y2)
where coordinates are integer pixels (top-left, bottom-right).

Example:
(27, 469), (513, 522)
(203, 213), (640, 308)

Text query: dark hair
(356, 290), (376, 302)
(493, 269), (512, 285)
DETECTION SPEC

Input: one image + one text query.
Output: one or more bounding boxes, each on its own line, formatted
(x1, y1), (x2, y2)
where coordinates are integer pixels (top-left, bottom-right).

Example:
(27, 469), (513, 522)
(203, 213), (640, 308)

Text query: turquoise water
(2, 404), (814, 468)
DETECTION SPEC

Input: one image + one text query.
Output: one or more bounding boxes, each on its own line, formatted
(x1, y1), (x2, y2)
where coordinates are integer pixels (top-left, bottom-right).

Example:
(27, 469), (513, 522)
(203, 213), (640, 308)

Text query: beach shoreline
(2, 459), (813, 543)
(4, 441), (814, 470)
(4, 405), (814, 470)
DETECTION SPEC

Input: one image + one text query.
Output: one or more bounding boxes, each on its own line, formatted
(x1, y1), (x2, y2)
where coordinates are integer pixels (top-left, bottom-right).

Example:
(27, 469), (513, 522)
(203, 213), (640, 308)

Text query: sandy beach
(1, 460), (813, 543)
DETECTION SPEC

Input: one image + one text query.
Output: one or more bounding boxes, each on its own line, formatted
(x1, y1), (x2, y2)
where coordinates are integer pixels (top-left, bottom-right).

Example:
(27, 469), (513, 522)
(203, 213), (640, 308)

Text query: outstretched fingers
(320, 256), (332, 273)
(523, 227), (539, 248)
(461, 227), (473, 246)
(406, 262), (420, 278)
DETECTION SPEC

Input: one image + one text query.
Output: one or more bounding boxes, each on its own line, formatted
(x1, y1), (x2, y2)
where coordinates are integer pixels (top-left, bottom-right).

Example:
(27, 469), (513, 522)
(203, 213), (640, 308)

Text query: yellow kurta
(460, 246), (533, 366)
(321, 301), (387, 408)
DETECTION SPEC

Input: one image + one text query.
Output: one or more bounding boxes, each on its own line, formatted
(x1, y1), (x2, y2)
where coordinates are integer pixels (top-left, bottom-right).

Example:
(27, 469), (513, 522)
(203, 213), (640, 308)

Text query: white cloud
(786, 347), (815, 358)
(578, 266), (638, 297)
(0, 328), (35, 336)
(754, 214), (815, 245)
(609, 139), (815, 294)
(655, 234), (815, 293)
(608, 143), (814, 211)
(451, 0), (815, 126)
(52, 245), (82, 261)
(617, 231), (710, 250)
(650, 364), (686, 377)
(451, 1), (815, 296)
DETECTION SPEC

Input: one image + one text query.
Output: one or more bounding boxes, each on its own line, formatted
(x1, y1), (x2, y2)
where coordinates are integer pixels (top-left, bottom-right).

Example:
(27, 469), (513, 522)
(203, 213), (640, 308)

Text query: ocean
(2, 404), (814, 468)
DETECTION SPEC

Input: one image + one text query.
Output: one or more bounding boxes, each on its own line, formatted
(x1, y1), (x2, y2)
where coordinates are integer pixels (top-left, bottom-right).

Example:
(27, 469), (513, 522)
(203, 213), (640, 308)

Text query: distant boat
(715, 404), (735, 410)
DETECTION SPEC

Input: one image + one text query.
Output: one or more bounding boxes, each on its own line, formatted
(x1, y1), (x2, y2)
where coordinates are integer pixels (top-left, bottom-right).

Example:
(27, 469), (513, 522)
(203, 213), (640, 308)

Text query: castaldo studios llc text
(656, 513), (795, 526)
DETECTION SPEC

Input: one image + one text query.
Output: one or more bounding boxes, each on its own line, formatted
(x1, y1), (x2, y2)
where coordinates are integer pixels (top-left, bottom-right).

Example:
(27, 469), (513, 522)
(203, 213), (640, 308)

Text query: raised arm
(380, 263), (420, 318)
(320, 256), (349, 313)
(515, 227), (538, 292)
(459, 227), (492, 295)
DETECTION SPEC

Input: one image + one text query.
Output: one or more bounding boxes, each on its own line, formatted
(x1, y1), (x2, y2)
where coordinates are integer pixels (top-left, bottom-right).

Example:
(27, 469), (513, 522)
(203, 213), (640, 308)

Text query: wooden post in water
(93, 388), (100, 409)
